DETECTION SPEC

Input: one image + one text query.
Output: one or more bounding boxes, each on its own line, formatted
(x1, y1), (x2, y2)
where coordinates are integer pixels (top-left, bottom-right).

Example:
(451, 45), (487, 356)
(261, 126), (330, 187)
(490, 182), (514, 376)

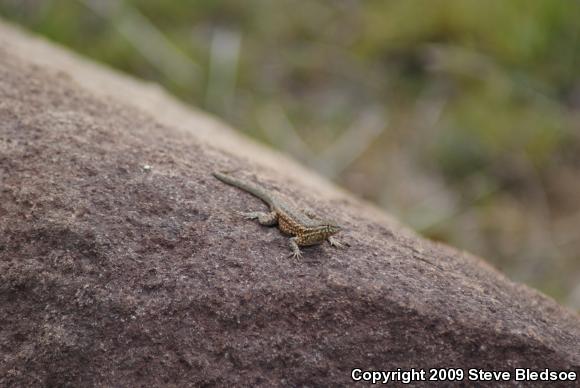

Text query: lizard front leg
(288, 237), (303, 260)
(328, 236), (345, 248)
(241, 211), (278, 226)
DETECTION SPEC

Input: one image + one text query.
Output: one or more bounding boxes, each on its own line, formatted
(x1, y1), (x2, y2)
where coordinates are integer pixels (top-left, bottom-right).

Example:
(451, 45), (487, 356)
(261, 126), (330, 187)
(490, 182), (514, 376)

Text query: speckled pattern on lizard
(213, 171), (344, 259)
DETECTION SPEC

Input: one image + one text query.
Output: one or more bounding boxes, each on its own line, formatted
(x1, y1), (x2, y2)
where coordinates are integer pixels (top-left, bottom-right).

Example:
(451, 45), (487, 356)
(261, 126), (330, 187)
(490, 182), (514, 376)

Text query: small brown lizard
(213, 171), (344, 259)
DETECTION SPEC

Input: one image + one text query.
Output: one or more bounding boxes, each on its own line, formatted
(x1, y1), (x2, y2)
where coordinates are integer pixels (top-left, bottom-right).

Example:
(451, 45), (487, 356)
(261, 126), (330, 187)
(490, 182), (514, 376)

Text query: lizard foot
(328, 236), (346, 249)
(236, 211), (258, 220)
(288, 249), (302, 260)
(288, 237), (303, 260)
(288, 250), (303, 261)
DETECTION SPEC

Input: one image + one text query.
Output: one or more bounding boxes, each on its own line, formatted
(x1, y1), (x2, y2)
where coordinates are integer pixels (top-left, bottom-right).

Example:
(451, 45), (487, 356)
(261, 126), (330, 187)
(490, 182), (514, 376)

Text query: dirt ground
(0, 22), (578, 387)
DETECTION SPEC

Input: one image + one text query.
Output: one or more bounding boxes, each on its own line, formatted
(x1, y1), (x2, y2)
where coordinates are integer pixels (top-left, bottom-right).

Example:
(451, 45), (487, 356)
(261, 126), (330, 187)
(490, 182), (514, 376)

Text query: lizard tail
(212, 171), (274, 207)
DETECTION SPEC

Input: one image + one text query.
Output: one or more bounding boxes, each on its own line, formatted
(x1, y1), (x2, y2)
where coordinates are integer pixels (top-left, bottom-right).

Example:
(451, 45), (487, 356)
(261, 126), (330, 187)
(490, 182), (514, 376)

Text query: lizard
(213, 171), (344, 259)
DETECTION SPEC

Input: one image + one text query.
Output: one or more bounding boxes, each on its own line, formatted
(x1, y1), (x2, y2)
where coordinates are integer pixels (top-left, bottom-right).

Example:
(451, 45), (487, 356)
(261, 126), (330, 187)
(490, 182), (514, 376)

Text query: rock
(0, 21), (578, 387)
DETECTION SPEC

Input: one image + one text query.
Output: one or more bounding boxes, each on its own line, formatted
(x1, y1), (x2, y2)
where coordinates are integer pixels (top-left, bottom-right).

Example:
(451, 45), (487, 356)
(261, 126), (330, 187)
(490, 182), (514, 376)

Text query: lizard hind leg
(240, 211), (278, 226)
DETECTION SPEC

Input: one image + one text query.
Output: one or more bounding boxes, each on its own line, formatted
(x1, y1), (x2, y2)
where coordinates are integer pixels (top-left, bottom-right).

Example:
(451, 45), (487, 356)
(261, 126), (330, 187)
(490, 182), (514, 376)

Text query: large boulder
(0, 21), (578, 387)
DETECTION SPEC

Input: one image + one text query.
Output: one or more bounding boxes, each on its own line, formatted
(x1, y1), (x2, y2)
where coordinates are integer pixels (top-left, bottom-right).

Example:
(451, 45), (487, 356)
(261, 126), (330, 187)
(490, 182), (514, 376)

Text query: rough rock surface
(0, 21), (578, 387)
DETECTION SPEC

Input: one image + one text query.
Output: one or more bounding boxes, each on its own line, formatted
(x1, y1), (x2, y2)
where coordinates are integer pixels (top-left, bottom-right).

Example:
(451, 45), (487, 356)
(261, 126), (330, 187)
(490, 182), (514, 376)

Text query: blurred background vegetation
(1, 0), (578, 309)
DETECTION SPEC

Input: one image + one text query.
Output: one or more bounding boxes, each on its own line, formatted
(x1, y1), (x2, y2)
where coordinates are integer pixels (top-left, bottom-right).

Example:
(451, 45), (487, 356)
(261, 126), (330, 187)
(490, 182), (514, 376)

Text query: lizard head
(317, 222), (341, 237)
